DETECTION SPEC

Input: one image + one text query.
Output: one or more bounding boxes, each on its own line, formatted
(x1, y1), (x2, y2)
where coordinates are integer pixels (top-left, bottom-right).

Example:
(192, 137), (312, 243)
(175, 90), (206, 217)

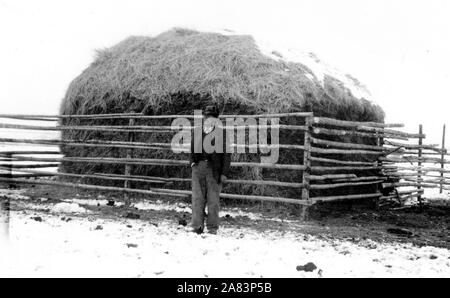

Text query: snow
(64, 196), (125, 208)
(0, 188), (29, 201)
(1, 189), (449, 277)
(424, 193), (450, 207)
(193, 28), (374, 103)
(131, 200), (276, 222)
(253, 37), (373, 101)
(133, 200), (191, 213)
(0, 209), (449, 278)
(50, 202), (90, 214)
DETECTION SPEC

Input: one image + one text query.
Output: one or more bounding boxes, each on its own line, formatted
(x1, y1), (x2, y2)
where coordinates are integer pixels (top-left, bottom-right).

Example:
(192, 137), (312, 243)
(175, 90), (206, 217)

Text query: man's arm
(190, 133), (197, 167)
(221, 127), (231, 179)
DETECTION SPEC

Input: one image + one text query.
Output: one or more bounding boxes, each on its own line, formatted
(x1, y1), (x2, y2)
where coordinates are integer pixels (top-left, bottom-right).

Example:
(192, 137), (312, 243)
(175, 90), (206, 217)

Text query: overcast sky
(0, 0), (449, 143)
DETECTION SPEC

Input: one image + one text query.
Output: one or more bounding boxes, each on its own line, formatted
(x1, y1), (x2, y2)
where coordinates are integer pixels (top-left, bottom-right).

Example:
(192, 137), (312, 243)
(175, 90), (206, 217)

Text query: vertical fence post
(301, 115), (313, 218)
(417, 124), (423, 210)
(1, 153), (12, 239)
(6, 153), (13, 188)
(124, 118), (135, 206)
(440, 124), (446, 194)
(375, 133), (382, 210)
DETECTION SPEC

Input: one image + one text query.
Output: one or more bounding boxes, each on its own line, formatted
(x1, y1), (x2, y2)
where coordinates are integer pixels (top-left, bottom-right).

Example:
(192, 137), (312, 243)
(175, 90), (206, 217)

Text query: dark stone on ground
(95, 225), (103, 230)
(125, 212), (140, 219)
(296, 262), (317, 272)
(31, 216), (42, 222)
(126, 243), (138, 248)
(107, 200), (115, 206)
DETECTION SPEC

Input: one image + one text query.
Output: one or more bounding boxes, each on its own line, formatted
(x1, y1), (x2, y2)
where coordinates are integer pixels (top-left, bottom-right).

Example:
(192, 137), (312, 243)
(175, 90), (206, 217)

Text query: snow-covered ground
(1, 189), (449, 278)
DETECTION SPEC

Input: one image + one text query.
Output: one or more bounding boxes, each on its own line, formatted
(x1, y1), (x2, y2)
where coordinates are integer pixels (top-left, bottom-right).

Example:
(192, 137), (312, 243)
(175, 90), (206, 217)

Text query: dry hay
(59, 28), (384, 204)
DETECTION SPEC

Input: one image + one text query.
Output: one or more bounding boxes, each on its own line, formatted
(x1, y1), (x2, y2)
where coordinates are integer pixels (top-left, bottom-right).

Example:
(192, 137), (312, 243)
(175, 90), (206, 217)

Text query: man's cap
(204, 105), (219, 117)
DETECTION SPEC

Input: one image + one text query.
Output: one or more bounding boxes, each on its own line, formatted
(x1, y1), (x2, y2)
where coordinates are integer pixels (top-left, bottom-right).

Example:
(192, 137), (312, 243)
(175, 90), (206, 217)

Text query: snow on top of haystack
(253, 37), (373, 101)
(212, 27), (373, 101)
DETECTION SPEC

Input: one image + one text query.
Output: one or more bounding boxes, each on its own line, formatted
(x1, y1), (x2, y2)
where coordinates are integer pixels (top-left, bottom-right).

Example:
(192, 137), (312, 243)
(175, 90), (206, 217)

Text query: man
(190, 105), (231, 234)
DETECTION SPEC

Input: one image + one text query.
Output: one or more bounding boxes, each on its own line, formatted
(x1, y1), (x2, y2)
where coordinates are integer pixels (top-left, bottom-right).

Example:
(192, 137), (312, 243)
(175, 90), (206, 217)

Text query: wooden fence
(0, 112), (447, 209)
(379, 124), (449, 207)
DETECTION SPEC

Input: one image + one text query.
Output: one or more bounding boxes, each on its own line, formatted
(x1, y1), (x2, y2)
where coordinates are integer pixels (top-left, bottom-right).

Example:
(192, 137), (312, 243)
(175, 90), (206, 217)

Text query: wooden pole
(310, 156), (376, 166)
(311, 147), (384, 155)
(386, 165), (450, 173)
(0, 166), (168, 184)
(1, 153), (12, 239)
(0, 112), (141, 119)
(0, 112), (313, 120)
(375, 133), (383, 210)
(0, 123), (309, 133)
(380, 156), (448, 164)
(328, 176), (387, 182)
(148, 188), (311, 205)
(311, 137), (385, 151)
(310, 180), (385, 190)
(94, 173), (304, 188)
(440, 124), (446, 194)
(313, 117), (404, 128)
(225, 179), (304, 188)
(0, 154), (308, 170)
(384, 140), (442, 152)
(0, 173), (54, 178)
(2, 163), (60, 169)
(124, 118), (135, 206)
(0, 123), (173, 133)
(311, 165), (383, 172)
(309, 174), (357, 181)
(301, 116), (313, 219)
(312, 127), (408, 140)
(311, 192), (382, 203)
(0, 151), (60, 155)
(6, 153), (13, 189)
(0, 138), (307, 152)
(0, 177), (188, 198)
(418, 124), (423, 209)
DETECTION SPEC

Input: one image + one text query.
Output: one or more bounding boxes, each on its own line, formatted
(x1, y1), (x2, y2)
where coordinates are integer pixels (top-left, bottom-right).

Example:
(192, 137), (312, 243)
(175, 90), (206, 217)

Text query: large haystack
(59, 28), (384, 202)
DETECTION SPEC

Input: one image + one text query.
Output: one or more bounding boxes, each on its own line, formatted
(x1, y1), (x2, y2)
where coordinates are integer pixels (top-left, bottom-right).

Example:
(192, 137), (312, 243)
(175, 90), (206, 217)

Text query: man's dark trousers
(191, 160), (221, 232)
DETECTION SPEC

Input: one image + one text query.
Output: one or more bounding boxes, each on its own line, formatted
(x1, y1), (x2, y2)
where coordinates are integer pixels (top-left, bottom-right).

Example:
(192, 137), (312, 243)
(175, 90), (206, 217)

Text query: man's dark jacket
(190, 123), (231, 183)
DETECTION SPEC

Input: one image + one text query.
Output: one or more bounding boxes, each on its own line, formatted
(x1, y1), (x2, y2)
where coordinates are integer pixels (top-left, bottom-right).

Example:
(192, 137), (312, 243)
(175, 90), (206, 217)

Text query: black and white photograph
(0, 0), (449, 282)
